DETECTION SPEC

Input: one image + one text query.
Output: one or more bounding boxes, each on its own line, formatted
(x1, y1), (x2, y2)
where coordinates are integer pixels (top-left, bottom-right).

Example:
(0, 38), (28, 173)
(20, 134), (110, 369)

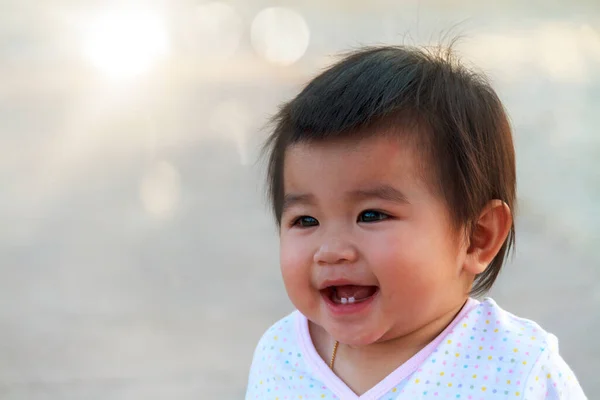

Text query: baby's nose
(313, 238), (358, 265)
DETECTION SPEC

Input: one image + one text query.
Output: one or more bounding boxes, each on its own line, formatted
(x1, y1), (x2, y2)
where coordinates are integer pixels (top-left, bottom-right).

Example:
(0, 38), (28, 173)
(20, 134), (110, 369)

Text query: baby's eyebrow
(282, 193), (316, 213)
(349, 185), (410, 204)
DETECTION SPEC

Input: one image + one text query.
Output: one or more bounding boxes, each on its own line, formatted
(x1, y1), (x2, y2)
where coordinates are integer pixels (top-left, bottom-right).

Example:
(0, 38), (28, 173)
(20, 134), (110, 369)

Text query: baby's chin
(320, 320), (388, 347)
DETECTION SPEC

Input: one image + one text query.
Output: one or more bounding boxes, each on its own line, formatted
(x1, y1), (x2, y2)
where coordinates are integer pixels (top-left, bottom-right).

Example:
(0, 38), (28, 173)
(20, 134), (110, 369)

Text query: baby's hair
(263, 44), (516, 296)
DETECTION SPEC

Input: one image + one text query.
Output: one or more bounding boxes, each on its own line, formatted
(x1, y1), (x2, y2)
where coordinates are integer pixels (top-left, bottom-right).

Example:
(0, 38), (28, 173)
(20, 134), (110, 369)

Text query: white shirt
(245, 298), (586, 399)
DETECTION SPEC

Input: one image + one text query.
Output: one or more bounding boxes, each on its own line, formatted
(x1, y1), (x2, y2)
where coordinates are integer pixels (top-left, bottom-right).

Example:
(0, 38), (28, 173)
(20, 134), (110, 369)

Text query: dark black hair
(263, 45), (516, 296)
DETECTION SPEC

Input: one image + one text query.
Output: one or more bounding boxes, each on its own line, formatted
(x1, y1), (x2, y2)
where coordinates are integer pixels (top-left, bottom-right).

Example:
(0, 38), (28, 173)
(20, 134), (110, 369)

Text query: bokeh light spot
(192, 2), (243, 60)
(251, 7), (310, 66)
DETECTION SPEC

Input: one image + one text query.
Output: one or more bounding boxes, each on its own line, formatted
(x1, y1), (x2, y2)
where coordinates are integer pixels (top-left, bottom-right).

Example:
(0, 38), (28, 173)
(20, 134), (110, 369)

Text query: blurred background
(1, 0), (599, 399)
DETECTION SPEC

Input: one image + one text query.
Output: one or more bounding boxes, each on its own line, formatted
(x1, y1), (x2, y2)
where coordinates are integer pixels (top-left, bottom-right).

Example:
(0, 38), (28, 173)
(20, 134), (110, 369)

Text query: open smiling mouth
(322, 285), (379, 305)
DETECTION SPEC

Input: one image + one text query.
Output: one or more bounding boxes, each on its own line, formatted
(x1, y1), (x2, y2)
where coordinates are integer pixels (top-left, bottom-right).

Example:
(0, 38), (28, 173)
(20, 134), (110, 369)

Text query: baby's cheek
(371, 231), (443, 290)
(280, 238), (308, 270)
(280, 242), (313, 292)
(372, 229), (425, 266)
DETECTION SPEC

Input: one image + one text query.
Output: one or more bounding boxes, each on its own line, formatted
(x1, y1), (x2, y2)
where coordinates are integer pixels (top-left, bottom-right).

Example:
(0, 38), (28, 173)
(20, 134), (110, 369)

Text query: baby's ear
(463, 200), (512, 275)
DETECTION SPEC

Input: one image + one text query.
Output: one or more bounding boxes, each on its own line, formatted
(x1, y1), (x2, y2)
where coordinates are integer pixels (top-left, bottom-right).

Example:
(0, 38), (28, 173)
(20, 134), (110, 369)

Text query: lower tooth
(348, 297), (355, 304)
(341, 297), (348, 304)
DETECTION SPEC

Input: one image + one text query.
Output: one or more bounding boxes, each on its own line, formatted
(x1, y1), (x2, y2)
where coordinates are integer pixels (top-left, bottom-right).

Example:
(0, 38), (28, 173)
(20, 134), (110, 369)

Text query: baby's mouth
(323, 285), (379, 304)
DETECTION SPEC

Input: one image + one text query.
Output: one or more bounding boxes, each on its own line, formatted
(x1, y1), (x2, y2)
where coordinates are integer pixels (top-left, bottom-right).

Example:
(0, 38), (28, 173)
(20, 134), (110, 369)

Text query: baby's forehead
(283, 136), (437, 192)
(286, 132), (434, 169)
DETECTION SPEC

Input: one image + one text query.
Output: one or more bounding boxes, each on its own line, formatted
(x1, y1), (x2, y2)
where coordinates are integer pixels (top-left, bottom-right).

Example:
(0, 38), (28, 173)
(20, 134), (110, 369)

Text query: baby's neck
(310, 299), (468, 396)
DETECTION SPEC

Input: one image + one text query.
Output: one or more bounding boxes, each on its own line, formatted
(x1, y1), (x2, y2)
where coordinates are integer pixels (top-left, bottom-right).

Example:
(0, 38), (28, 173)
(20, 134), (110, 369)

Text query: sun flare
(81, 9), (169, 80)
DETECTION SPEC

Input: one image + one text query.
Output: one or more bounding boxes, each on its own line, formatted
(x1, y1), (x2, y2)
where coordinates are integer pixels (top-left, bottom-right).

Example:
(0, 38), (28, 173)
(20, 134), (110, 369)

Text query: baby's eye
(357, 210), (389, 223)
(292, 216), (319, 227)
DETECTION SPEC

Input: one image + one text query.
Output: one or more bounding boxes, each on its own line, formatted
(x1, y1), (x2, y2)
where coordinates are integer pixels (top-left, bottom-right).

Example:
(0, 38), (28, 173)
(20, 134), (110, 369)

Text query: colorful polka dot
(246, 299), (585, 399)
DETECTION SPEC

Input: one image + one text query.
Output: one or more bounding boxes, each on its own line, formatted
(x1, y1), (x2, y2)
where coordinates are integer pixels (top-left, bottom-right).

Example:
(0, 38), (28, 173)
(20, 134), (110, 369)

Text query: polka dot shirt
(245, 298), (586, 399)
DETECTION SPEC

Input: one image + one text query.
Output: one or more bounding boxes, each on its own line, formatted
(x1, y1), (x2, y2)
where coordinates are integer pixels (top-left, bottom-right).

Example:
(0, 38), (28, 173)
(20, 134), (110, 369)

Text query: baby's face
(280, 134), (472, 346)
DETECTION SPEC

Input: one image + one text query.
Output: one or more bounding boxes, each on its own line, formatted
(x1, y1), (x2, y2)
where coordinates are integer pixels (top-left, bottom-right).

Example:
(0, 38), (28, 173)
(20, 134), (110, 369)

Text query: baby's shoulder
(447, 297), (559, 365)
(410, 299), (586, 398)
(474, 298), (555, 348)
(258, 311), (298, 340)
(246, 311), (305, 396)
(250, 311), (300, 359)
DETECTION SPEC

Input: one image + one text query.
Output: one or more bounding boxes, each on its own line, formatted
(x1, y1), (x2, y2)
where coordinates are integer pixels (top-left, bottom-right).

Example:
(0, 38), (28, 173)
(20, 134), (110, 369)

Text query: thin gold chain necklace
(329, 340), (340, 369)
